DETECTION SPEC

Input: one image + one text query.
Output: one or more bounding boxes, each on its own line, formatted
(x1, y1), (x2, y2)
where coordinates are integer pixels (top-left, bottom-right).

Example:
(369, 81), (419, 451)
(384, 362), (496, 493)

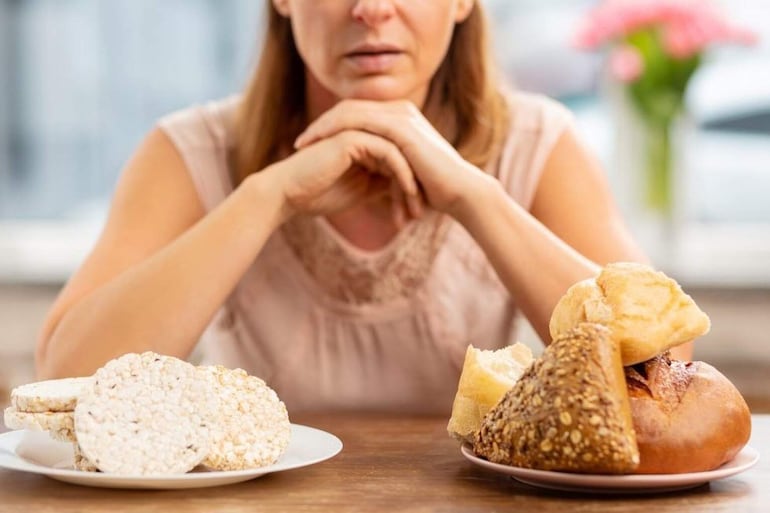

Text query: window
(0, 0), (261, 280)
(1, 0), (769, 285)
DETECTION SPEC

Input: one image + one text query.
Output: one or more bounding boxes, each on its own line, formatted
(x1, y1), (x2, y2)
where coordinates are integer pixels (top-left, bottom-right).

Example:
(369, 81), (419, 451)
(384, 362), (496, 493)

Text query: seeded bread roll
(75, 352), (218, 475)
(626, 354), (751, 473)
(474, 323), (639, 474)
(549, 262), (711, 365)
(11, 377), (91, 413)
(200, 365), (291, 471)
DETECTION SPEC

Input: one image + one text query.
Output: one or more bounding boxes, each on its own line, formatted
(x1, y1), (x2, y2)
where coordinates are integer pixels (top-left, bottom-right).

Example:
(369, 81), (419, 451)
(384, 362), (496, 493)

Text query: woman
(35, 1), (663, 412)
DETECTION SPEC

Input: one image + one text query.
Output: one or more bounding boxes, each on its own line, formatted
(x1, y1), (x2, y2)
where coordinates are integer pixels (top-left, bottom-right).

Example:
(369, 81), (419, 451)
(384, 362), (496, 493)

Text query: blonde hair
(234, 2), (509, 186)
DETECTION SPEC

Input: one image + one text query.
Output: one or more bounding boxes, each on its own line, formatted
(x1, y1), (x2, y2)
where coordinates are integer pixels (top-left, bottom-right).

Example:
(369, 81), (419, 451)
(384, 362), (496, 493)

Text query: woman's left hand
(294, 100), (490, 217)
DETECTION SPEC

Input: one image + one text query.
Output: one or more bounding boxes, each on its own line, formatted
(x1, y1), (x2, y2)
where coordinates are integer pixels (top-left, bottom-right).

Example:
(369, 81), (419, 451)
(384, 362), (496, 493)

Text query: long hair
(233, 2), (509, 186)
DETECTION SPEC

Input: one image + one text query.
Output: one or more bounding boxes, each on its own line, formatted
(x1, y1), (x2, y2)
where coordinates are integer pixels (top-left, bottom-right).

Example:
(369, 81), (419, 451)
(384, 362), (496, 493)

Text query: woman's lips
(344, 51), (403, 73)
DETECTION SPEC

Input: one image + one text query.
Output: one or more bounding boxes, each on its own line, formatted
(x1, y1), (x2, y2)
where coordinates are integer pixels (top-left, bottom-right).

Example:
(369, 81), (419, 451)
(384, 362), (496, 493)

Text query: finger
(295, 100), (369, 148)
(406, 191), (424, 219)
(343, 130), (419, 198)
(296, 101), (414, 151)
(390, 180), (407, 229)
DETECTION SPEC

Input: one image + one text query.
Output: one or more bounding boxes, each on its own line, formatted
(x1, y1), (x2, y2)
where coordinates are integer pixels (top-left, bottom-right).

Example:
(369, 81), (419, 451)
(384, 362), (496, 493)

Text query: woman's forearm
(38, 172), (286, 378)
(452, 175), (600, 344)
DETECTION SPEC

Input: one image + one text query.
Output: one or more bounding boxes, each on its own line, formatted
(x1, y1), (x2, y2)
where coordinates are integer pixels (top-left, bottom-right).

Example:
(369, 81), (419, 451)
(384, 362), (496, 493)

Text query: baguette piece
(549, 262), (711, 365)
(474, 323), (639, 474)
(447, 343), (533, 443)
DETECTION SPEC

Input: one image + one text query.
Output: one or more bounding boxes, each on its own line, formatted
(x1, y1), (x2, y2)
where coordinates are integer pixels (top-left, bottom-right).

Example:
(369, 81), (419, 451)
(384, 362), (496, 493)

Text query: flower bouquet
(575, 0), (756, 215)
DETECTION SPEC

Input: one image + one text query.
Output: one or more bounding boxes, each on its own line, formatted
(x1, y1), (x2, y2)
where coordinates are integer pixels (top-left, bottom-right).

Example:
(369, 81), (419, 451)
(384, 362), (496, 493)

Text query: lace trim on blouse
(280, 213), (450, 305)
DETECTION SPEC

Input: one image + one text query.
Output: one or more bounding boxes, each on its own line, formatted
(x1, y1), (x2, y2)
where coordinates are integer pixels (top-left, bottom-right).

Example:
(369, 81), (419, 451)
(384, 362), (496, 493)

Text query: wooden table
(0, 413), (767, 512)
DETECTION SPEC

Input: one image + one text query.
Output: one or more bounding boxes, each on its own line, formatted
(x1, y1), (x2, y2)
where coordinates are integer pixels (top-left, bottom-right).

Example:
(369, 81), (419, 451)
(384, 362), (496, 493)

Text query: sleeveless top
(157, 92), (573, 414)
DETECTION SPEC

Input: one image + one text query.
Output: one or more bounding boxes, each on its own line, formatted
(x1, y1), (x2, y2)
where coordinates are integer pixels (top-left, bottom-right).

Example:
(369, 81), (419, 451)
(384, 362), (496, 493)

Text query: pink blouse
(157, 92), (573, 413)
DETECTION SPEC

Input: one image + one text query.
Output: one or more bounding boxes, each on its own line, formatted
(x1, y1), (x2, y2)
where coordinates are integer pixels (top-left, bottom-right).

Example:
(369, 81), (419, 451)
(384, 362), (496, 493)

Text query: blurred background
(0, 1), (768, 410)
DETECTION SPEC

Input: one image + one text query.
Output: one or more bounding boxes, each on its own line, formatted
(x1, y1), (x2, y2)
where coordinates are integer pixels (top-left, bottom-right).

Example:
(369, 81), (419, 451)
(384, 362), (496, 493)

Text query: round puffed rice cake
(48, 426), (77, 443)
(74, 352), (218, 475)
(73, 443), (98, 472)
(4, 407), (74, 434)
(200, 365), (291, 471)
(11, 376), (92, 413)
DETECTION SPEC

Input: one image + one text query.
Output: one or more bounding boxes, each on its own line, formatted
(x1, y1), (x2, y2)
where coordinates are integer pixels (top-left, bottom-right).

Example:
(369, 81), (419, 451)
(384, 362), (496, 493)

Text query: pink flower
(573, 0), (757, 54)
(609, 45), (645, 83)
(664, 20), (703, 58)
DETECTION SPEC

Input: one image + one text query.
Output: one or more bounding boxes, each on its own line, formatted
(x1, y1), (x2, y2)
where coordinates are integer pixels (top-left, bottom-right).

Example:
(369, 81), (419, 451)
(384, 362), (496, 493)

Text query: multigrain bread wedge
(11, 377), (91, 413)
(447, 343), (533, 443)
(549, 263), (711, 365)
(474, 323), (639, 474)
(74, 352), (218, 475)
(200, 365), (291, 471)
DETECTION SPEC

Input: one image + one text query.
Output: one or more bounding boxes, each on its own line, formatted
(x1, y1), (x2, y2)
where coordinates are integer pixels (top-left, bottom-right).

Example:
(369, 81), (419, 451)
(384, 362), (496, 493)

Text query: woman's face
(273, 0), (473, 106)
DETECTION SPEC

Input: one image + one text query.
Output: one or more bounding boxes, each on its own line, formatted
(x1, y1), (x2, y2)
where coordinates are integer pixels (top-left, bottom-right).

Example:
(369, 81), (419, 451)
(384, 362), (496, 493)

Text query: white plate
(0, 424), (342, 489)
(461, 444), (759, 494)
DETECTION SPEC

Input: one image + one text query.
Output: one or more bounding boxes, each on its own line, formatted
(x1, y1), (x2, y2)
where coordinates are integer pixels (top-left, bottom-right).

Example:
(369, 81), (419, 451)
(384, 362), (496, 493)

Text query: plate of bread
(448, 263), (758, 494)
(2, 353), (342, 489)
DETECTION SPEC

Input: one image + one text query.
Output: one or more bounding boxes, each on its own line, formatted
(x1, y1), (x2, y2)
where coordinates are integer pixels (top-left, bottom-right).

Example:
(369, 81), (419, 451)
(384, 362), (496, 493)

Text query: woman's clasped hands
(264, 100), (492, 226)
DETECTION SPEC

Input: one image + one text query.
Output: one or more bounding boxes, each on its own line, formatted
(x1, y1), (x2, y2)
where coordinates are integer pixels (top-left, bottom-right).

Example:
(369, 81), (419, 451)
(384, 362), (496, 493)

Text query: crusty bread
(447, 343), (533, 443)
(626, 354), (751, 473)
(474, 323), (639, 473)
(11, 377), (91, 413)
(549, 262), (711, 365)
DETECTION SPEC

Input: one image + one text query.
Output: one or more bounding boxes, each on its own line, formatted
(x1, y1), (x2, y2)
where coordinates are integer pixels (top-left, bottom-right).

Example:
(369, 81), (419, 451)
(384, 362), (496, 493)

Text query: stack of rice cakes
(4, 376), (96, 471)
(3, 352), (291, 475)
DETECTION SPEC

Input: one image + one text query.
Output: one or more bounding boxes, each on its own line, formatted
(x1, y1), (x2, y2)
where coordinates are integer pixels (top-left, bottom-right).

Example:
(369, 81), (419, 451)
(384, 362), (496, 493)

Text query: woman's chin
(338, 77), (426, 103)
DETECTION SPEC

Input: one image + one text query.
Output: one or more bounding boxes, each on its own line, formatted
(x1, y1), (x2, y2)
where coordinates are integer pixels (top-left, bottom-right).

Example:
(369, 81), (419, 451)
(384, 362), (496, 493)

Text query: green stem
(644, 120), (672, 217)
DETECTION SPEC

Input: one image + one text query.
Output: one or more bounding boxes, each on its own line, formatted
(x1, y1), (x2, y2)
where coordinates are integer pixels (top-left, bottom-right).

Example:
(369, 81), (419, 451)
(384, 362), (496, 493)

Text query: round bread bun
(549, 262), (711, 366)
(625, 354), (751, 474)
(447, 343), (533, 443)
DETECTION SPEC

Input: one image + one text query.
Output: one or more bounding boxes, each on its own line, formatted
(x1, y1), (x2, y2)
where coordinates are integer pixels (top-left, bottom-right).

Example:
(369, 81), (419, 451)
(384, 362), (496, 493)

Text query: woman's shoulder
(156, 95), (242, 150)
(501, 90), (574, 134)
(491, 90), (576, 209)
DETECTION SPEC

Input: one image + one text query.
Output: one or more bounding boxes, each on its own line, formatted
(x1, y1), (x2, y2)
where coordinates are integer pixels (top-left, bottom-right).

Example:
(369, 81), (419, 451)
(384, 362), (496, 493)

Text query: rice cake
(11, 377), (92, 413)
(74, 352), (218, 475)
(200, 365), (291, 471)
(4, 407), (74, 433)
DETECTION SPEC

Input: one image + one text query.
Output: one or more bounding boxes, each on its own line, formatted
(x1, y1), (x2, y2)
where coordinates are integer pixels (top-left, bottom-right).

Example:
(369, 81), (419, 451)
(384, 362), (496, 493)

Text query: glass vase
(643, 119), (673, 218)
(605, 82), (690, 271)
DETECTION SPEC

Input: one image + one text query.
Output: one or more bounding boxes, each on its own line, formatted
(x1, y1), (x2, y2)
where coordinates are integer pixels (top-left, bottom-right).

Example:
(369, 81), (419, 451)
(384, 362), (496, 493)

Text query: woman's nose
(351, 0), (396, 26)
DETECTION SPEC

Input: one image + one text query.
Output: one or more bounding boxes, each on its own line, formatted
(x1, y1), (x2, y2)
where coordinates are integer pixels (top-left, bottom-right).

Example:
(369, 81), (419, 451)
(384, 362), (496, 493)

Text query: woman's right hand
(260, 129), (423, 222)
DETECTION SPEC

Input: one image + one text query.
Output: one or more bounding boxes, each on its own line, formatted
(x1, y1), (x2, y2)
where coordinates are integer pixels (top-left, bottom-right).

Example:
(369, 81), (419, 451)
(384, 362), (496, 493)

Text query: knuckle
(399, 100), (418, 115)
